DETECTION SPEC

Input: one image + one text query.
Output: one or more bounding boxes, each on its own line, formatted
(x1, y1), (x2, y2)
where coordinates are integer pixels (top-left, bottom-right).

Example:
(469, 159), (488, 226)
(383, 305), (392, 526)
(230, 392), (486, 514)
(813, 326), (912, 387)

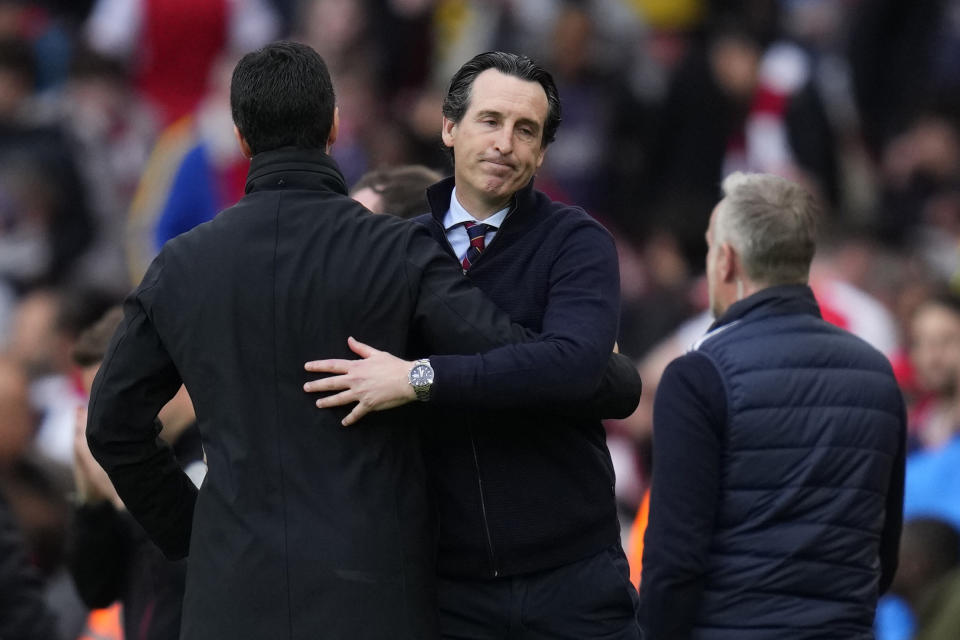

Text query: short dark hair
(351, 165), (442, 219)
(230, 41), (335, 155)
(71, 306), (123, 367)
(442, 51), (561, 148)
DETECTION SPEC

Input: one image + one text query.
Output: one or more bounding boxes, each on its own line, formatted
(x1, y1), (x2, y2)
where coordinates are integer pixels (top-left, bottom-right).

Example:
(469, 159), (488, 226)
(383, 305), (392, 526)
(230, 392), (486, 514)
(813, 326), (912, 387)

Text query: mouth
(481, 158), (515, 170)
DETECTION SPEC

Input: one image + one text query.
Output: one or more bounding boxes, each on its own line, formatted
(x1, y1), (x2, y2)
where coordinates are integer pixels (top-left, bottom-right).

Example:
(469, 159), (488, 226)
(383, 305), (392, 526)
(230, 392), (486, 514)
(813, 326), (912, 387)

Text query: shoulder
(813, 315), (899, 377)
(533, 189), (606, 228)
(526, 190), (615, 250)
(411, 212), (433, 227)
(660, 350), (722, 397)
(655, 350), (727, 437)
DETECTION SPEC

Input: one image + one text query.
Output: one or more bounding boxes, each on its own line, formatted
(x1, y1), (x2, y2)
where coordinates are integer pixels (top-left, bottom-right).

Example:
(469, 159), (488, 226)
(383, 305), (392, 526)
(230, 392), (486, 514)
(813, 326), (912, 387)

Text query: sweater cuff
(428, 354), (473, 406)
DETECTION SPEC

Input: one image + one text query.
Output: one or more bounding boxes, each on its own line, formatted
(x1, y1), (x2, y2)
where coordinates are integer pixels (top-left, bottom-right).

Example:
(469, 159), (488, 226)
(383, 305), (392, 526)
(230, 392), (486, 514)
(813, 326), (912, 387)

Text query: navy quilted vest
(691, 295), (902, 639)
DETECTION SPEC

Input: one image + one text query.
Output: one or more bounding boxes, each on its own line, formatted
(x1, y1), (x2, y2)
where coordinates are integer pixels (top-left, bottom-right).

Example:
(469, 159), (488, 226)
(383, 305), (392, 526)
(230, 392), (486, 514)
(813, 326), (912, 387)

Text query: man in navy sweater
(305, 52), (641, 638)
(638, 172), (906, 639)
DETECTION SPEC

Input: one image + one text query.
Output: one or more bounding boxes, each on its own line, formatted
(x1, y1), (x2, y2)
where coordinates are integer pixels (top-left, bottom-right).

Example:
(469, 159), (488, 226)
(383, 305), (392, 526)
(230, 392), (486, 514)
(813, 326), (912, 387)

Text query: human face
(911, 302), (960, 396)
(442, 69), (548, 218)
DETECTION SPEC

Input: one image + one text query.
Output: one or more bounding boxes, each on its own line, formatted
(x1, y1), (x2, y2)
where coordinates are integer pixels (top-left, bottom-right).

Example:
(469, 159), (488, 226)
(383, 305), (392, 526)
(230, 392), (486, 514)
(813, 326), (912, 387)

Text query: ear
(234, 125), (253, 159)
(535, 144), (546, 170)
(718, 242), (738, 283)
(441, 116), (456, 149)
(326, 106), (339, 152)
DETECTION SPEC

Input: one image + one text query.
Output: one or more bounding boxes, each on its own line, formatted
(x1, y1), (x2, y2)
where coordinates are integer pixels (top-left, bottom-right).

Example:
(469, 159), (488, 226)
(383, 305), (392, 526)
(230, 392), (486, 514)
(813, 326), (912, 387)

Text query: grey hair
(715, 172), (819, 285)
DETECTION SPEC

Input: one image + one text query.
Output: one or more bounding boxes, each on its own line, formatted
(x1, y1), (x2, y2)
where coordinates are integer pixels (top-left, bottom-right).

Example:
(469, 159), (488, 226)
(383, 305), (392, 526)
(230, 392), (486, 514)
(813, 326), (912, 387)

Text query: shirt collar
(444, 187), (510, 231)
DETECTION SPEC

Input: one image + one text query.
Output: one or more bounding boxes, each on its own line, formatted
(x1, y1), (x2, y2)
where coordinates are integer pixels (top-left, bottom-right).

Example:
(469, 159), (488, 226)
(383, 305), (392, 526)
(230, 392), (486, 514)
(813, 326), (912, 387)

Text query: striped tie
(462, 221), (493, 271)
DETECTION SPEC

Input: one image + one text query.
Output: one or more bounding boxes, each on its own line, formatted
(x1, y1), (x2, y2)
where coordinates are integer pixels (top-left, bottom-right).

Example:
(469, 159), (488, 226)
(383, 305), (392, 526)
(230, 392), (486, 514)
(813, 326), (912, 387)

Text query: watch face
(410, 364), (434, 386)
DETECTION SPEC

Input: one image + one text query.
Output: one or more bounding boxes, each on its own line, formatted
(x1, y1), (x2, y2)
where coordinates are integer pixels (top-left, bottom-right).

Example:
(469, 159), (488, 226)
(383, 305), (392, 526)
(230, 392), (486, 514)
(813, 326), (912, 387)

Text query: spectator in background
(350, 164), (441, 218)
(0, 356), (34, 472)
(875, 107), (960, 265)
(0, 36), (94, 292)
(125, 53), (248, 283)
(0, 487), (59, 640)
(34, 47), (158, 294)
(887, 518), (960, 640)
(5, 287), (117, 466)
(68, 306), (203, 640)
(0, 355), (85, 640)
(85, 0), (279, 125)
(642, 17), (838, 270)
(639, 172), (905, 639)
(908, 293), (960, 451)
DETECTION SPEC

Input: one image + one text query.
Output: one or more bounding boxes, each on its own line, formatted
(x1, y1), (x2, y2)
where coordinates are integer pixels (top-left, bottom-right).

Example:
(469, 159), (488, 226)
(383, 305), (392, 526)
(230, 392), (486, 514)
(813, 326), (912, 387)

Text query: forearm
(90, 430), (198, 560)
(87, 293), (196, 560)
(428, 333), (613, 408)
(415, 219), (622, 409)
(588, 353), (642, 419)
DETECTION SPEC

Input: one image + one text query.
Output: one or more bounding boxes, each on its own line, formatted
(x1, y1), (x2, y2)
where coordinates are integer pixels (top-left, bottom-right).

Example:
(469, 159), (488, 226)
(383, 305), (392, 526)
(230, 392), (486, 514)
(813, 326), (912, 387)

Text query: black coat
(86, 149), (533, 640)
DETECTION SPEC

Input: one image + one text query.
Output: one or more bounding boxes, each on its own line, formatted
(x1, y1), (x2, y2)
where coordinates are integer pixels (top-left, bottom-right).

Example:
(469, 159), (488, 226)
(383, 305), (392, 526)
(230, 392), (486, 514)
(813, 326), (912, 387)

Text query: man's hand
(304, 337), (416, 426)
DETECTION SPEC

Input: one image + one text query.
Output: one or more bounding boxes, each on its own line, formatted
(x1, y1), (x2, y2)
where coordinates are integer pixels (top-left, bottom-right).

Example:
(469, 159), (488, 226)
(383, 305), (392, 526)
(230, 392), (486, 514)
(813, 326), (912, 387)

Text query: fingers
(306, 338), (380, 372)
(341, 402), (369, 427)
(314, 389), (357, 409)
(304, 359), (352, 373)
(347, 336), (378, 358)
(303, 375), (351, 393)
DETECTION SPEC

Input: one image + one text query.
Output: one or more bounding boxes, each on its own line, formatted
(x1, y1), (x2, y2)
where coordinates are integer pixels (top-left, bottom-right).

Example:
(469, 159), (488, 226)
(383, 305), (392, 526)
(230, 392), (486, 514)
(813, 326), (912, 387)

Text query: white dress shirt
(442, 187), (510, 265)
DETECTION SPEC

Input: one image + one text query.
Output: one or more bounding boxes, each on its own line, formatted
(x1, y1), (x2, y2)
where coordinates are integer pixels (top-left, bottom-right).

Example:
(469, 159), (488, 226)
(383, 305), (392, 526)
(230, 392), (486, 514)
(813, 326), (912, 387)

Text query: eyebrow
(475, 110), (542, 131)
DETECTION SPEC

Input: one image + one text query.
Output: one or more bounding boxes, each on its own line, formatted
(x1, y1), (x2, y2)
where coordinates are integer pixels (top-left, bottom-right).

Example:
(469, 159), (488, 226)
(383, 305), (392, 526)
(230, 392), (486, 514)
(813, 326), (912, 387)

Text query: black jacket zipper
(468, 426), (499, 577)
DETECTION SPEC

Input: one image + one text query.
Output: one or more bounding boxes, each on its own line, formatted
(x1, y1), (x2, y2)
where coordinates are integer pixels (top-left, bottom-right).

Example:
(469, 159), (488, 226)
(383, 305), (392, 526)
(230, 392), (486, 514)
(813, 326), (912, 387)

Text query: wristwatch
(408, 359), (434, 402)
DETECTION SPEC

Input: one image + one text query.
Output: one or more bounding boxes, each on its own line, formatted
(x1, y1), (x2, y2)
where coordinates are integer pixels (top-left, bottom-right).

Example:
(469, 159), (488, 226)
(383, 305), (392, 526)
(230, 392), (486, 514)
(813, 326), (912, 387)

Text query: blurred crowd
(0, 0), (959, 638)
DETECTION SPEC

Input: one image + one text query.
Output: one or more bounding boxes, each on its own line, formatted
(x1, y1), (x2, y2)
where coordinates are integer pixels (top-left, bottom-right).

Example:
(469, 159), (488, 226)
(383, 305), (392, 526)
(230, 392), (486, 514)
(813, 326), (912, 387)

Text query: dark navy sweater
(415, 177), (628, 578)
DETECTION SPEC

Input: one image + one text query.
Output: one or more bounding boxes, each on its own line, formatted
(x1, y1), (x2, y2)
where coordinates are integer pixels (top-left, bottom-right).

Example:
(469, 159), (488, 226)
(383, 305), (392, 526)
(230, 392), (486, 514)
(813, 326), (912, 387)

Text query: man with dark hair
(638, 172), (906, 639)
(305, 51), (640, 639)
(351, 164), (442, 218)
(86, 41), (639, 640)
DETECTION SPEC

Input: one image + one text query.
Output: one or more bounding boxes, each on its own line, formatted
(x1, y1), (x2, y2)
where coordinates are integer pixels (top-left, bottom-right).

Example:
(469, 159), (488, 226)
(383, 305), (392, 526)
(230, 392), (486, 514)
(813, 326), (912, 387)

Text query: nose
(492, 127), (513, 155)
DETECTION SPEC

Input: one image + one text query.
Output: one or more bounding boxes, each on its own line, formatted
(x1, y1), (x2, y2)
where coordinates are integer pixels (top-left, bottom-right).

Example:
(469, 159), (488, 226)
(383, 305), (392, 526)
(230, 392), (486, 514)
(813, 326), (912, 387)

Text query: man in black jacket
(638, 172), (906, 639)
(305, 52), (641, 639)
(85, 42), (642, 640)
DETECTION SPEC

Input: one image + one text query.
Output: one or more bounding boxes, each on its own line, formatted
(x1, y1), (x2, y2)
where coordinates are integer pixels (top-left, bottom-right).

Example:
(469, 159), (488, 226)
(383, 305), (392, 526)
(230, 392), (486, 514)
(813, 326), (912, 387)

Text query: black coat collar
(710, 284), (822, 332)
(245, 148), (348, 196)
